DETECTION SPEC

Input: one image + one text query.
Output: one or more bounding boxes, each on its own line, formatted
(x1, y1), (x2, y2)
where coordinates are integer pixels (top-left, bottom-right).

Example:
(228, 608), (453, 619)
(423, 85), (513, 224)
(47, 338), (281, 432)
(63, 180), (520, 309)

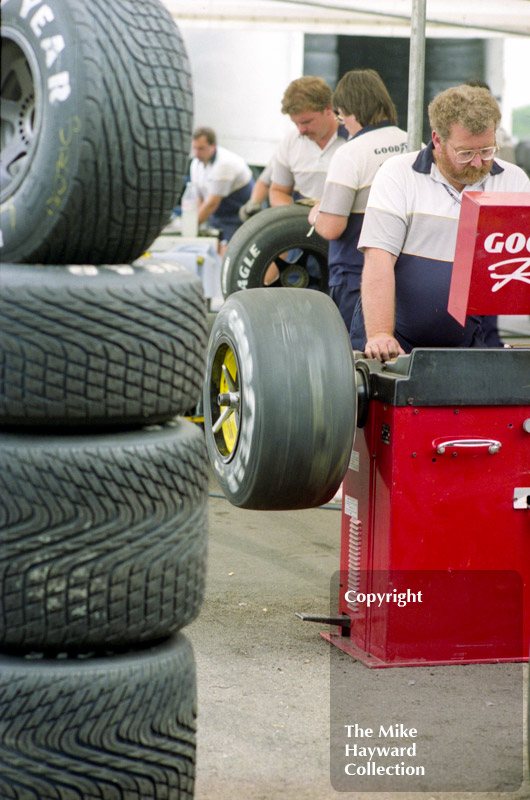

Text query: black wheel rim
(1, 33), (41, 199)
(264, 246), (328, 291)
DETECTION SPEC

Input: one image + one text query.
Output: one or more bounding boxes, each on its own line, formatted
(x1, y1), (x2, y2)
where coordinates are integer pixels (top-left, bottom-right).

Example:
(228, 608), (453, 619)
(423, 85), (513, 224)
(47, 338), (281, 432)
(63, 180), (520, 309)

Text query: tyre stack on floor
(1, 2), (208, 797)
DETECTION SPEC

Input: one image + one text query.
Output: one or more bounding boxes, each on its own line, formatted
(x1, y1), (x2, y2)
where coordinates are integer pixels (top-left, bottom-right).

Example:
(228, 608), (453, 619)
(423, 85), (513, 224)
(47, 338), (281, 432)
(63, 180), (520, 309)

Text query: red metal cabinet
(324, 349), (530, 667)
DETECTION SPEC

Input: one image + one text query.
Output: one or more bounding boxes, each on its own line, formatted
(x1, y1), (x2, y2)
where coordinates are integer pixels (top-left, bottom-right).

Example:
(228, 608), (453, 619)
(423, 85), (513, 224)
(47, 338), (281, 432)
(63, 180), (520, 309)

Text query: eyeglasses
(447, 142), (499, 164)
(333, 109), (344, 124)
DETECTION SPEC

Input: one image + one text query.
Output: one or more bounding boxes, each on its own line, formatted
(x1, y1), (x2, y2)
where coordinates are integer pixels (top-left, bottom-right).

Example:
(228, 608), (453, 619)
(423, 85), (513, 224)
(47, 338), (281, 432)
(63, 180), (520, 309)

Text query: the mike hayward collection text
(343, 723), (426, 777)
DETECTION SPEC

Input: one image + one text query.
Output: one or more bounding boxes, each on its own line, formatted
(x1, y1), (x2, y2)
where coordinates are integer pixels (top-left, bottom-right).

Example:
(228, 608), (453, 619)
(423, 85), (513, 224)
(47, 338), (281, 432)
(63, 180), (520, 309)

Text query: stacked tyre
(1, 2), (207, 798)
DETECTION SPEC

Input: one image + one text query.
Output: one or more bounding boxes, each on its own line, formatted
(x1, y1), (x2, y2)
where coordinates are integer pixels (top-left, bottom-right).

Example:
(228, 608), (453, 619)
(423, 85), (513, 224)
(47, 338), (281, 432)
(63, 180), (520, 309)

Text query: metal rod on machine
(407, 0), (427, 152)
(295, 612), (351, 630)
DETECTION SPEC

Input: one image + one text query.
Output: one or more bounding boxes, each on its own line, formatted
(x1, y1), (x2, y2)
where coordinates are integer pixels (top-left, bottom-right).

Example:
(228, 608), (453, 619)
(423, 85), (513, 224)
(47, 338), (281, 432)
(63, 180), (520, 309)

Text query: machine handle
(433, 437), (502, 455)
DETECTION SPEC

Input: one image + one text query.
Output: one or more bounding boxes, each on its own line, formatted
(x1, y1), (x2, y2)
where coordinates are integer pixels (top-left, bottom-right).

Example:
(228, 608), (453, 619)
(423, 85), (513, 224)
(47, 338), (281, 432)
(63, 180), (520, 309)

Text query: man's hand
(364, 333), (405, 362)
(238, 198), (262, 222)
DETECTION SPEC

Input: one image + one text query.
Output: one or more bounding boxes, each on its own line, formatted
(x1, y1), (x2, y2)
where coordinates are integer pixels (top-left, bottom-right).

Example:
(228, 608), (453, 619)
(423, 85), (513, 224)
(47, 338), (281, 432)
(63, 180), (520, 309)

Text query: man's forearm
(361, 249), (397, 337)
(198, 195), (221, 224)
(314, 210), (347, 240)
(269, 183), (293, 207)
(360, 248), (405, 361)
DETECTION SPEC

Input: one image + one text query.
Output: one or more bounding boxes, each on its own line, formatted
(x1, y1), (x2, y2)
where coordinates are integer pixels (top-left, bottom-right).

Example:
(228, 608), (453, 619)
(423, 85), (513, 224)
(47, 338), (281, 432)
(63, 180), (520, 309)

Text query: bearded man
(350, 84), (530, 361)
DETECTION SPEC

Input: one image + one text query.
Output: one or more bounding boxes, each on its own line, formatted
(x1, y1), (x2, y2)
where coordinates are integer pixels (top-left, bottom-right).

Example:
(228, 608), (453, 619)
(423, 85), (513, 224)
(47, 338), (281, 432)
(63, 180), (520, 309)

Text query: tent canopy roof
(162, 0), (530, 37)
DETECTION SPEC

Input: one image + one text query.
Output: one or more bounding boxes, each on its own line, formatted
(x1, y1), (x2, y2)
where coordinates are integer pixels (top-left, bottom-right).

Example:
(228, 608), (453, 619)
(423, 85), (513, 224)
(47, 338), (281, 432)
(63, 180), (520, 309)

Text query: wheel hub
(0, 36), (40, 198)
(279, 264), (310, 288)
(210, 347), (240, 457)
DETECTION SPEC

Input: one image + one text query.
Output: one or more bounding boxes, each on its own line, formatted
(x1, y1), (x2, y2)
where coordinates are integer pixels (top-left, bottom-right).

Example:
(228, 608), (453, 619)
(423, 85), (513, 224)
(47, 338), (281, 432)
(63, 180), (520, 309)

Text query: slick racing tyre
(1, 0), (193, 264)
(204, 288), (356, 509)
(221, 204), (329, 297)
(0, 261), (207, 426)
(0, 421), (208, 652)
(0, 635), (196, 800)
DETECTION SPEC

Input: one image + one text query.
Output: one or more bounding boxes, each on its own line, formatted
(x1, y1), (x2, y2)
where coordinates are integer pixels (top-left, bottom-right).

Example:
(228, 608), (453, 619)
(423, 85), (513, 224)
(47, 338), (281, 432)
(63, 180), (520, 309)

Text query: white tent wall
(162, 1), (530, 167)
(179, 28), (304, 166)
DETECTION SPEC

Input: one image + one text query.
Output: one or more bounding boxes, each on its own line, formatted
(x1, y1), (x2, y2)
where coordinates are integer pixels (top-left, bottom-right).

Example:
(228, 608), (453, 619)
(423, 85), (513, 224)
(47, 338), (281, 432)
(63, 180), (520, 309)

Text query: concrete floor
(187, 474), (529, 800)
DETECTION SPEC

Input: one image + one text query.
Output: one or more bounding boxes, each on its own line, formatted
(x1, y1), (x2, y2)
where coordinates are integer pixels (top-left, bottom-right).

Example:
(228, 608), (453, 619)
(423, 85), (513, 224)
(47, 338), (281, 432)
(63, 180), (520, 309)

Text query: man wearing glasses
(350, 84), (530, 362)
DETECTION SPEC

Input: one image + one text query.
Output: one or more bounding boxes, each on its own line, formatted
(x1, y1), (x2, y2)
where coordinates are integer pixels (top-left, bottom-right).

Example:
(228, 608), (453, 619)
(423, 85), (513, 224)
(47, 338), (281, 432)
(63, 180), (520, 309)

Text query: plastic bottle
(180, 181), (199, 237)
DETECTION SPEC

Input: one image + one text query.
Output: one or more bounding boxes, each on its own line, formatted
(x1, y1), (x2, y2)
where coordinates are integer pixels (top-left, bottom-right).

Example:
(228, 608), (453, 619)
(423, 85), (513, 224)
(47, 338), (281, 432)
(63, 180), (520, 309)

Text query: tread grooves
(0, 263), (207, 425)
(0, 423), (208, 650)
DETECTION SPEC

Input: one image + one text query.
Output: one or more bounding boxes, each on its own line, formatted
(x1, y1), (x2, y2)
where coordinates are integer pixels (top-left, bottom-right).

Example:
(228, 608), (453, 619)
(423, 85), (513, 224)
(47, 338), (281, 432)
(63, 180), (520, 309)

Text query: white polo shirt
(271, 126), (348, 201)
(319, 122), (408, 284)
(190, 146), (252, 201)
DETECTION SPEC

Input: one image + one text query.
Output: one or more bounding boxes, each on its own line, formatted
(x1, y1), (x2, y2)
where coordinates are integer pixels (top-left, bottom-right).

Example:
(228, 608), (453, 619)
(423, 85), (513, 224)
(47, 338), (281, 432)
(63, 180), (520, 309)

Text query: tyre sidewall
(1, 0), (83, 259)
(1, 259), (203, 296)
(0, 632), (194, 677)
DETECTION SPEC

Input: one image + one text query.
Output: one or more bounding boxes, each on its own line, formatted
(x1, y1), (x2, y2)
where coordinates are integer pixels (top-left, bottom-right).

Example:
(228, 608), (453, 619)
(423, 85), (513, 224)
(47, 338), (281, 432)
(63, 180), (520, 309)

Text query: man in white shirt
(190, 127), (254, 246)
(270, 76), (348, 207)
(352, 84), (530, 361)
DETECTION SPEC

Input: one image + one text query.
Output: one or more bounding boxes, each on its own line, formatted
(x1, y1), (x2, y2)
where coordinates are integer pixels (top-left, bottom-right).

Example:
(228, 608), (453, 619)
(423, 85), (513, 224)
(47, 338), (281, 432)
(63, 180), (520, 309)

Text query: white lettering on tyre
(19, 0), (71, 104)
(221, 256), (231, 296)
(29, 3), (53, 35)
(69, 265), (99, 276)
(142, 261), (186, 275)
(238, 242), (261, 282)
(48, 71), (71, 103)
(105, 265), (135, 275)
(41, 34), (65, 67)
(67, 263), (188, 278)
(222, 308), (256, 495)
(20, 0), (43, 18)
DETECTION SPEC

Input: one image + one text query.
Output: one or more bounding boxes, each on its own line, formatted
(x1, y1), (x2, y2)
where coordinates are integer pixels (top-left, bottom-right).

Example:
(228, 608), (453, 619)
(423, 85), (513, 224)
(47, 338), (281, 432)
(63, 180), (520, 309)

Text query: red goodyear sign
(448, 192), (530, 325)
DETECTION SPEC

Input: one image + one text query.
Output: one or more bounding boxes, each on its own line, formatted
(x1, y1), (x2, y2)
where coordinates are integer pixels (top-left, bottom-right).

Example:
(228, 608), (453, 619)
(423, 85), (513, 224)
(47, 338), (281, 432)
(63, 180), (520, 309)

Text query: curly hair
(281, 76), (333, 116)
(332, 69), (398, 127)
(428, 85), (501, 141)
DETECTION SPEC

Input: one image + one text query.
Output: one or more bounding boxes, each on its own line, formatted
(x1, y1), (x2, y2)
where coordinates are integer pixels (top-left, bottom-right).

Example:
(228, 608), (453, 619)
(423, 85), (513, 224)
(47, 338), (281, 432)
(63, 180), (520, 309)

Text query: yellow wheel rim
(212, 345), (240, 456)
